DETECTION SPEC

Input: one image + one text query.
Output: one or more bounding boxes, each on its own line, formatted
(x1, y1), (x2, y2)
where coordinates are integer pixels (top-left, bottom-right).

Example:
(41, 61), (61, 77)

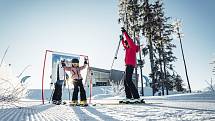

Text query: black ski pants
(124, 65), (140, 99)
(72, 79), (87, 101)
(52, 80), (64, 102)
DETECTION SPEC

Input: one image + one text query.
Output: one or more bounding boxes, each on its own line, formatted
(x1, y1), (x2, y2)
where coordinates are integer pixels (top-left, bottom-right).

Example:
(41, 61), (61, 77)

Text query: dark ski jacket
(121, 31), (140, 67)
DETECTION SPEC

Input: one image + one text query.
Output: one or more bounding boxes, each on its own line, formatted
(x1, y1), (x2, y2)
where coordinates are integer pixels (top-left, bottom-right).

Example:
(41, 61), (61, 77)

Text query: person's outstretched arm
(120, 35), (126, 49)
(80, 59), (88, 70)
(121, 28), (135, 48)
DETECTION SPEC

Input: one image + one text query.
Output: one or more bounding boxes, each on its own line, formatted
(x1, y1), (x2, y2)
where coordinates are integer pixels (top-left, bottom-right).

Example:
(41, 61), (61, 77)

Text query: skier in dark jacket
(51, 60), (67, 105)
(120, 27), (141, 103)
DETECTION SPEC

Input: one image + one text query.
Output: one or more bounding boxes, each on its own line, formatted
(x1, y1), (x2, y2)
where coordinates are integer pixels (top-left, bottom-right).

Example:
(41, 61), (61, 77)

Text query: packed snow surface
(0, 92), (215, 121)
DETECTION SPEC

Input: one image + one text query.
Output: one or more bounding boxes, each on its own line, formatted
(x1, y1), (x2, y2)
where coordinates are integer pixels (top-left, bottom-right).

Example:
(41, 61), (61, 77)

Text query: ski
(92, 102), (147, 106)
(119, 99), (145, 104)
(64, 102), (90, 107)
(91, 100), (147, 106)
(68, 103), (89, 107)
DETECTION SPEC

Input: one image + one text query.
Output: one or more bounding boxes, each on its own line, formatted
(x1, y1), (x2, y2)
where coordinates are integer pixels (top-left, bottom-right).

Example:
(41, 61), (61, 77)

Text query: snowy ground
(1, 92), (215, 121)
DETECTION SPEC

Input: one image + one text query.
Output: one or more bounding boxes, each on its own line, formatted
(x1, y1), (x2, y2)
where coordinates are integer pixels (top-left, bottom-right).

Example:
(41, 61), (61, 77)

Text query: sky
(0, 0), (215, 91)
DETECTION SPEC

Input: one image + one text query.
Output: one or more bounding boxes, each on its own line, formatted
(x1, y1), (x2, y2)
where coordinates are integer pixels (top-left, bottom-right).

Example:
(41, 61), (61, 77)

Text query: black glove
(120, 35), (124, 40)
(84, 61), (88, 64)
(84, 58), (88, 64)
(121, 27), (126, 32)
(61, 62), (66, 67)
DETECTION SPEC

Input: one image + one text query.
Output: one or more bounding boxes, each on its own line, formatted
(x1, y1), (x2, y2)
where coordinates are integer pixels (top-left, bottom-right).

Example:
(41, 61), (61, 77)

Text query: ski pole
(114, 36), (122, 59)
(49, 83), (55, 103)
(111, 35), (122, 70)
(67, 80), (71, 100)
(64, 68), (70, 101)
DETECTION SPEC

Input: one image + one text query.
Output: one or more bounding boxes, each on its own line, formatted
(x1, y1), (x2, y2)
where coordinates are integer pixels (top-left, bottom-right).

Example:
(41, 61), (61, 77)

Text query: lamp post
(209, 60), (215, 75)
(173, 20), (191, 93)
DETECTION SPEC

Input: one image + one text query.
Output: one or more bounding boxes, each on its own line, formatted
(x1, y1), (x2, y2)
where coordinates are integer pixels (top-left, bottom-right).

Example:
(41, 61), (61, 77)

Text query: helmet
(72, 58), (79, 63)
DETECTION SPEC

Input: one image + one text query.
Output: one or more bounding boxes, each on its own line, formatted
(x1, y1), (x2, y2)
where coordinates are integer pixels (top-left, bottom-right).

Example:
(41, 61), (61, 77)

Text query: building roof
(89, 67), (110, 73)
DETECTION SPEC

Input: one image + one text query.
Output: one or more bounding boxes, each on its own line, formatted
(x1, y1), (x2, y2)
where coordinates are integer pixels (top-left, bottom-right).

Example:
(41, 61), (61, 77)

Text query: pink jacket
(64, 64), (87, 80)
(122, 32), (140, 67)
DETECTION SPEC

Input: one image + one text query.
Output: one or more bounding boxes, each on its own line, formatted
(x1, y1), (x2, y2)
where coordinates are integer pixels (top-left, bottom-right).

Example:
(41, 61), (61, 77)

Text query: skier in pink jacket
(63, 58), (88, 106)
(120, 27), (141, 103)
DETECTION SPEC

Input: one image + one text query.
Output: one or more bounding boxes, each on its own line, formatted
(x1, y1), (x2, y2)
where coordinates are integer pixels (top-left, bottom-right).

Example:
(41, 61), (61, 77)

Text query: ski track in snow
(1, 99), (215, 121)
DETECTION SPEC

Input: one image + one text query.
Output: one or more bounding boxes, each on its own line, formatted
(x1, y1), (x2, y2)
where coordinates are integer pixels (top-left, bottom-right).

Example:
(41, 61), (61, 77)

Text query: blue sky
(164, 0), (215, 90)
(0, 0), (214, 90)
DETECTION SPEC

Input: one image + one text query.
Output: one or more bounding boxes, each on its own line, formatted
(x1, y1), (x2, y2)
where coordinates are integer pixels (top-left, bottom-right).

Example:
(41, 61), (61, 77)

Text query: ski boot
(62, 101), (67, 105)
(130, 98), (145, 104)
(52, 100), (57, 105)
(80, 100), (88, 107)
(140, 99), (145, 104)
(130, 99), (141, 104)
(52, 100), (61, 105)
(70, 100), (79, 106)
(119, 98), (131, 104)
(56, 101), (61, 105)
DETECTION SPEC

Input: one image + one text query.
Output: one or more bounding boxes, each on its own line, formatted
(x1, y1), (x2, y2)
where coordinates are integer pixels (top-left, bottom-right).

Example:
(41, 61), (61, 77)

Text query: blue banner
(52, 52), (80, 83)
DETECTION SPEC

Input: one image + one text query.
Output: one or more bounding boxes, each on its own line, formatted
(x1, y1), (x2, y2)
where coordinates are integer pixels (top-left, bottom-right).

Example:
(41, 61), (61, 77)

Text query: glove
(84, 58), (88, 64)
(61, 59), (66, 67)
(61, 62), (66, 67)
(84, 60), (88, 64)
(120, 35), (124, 40)
(121, 27), (126, 32)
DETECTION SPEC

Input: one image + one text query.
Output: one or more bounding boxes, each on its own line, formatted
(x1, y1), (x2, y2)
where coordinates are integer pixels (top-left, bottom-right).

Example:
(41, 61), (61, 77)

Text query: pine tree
(174, 75), (185, 92)
(139, 0), (158, 95)
(141, 0), (182, 95)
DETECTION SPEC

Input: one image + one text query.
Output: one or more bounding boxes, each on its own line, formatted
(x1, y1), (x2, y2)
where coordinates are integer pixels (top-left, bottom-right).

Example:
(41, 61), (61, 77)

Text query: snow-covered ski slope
(1, 92), (215, 121)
